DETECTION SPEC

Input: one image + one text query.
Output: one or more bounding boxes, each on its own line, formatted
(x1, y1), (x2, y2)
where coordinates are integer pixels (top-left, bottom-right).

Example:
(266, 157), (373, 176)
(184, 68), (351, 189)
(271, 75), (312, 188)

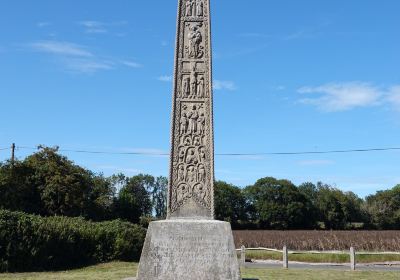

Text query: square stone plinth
(136, 219), (241, 280)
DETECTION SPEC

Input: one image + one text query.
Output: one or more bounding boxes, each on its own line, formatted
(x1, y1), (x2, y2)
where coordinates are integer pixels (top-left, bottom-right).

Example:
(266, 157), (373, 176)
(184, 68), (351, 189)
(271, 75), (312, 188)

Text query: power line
(0, 147), (10, 151)
(14, 145), (400, 157)
(218, 147), (400, 156)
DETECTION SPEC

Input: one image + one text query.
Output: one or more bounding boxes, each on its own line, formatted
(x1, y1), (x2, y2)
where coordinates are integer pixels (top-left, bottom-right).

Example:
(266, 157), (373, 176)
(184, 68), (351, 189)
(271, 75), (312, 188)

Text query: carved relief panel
(184, 22), (204, 59)
(170, 102), (212, 213)
(184, 0), (205, 18)
(179, 65), (208, 99)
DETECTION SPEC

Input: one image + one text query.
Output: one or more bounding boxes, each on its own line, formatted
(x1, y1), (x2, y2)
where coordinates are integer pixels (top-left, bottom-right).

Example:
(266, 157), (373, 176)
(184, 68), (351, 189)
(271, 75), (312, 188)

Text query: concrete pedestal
(136, 220), (241, 280)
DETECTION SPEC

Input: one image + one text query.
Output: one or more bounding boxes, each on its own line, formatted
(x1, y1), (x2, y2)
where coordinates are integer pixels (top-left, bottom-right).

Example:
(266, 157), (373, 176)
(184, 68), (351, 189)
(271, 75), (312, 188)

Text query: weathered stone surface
(136, 220), (241, 280)
(167, 0), (214, 220)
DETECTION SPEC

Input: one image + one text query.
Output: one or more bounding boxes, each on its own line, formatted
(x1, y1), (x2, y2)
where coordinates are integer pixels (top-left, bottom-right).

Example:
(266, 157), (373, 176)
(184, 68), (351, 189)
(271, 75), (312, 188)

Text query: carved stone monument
(136, 0), (241, 279)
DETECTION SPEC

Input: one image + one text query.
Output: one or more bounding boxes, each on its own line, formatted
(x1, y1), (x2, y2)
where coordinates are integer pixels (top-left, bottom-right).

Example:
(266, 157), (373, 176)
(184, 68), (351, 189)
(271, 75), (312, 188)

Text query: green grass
(242, 267), (400, 280)
(241, 250), (400, 263)
(0, 262), (399, 280)
(0, 262), (137, 280)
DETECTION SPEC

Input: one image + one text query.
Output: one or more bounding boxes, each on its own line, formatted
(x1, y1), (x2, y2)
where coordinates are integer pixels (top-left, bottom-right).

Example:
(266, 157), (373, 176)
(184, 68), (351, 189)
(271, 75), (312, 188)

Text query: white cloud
(37, 22), (51, 28)
(63, 58), (114, 73)
(31, 41), (93, 57)
(298, 82), (382, 112)
(158, 75), (172, 82)
(213, 80), (237, 91)
(121, 60), (142, 68)
(78, 20), (128, 34)
(29, 40), (143, 74)
(79, 21), (108, 33)
(298, 160), (335, 166)
(298, 82), (400, 112)
(387, 86), (400, 108)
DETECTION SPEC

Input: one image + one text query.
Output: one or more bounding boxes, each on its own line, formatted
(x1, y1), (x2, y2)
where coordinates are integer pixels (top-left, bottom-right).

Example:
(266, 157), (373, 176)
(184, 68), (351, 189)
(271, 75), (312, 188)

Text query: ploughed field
(233, 230), (400, 251)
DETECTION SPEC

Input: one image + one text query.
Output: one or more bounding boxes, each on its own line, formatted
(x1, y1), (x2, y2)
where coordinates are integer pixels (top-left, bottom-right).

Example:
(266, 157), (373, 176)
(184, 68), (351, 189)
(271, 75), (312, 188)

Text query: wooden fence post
(350, 247), (356, 271)
(283, 245), (288, 269)
(240, 245), (246, 267)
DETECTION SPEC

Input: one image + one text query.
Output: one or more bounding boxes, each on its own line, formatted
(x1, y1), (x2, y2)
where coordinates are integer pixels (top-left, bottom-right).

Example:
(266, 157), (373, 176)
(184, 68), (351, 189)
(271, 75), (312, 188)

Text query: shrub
(0, 210), (146, 272)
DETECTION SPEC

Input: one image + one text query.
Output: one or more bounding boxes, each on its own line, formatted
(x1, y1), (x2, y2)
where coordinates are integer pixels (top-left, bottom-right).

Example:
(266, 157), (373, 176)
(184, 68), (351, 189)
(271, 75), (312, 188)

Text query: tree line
(1, 147), (399, 230)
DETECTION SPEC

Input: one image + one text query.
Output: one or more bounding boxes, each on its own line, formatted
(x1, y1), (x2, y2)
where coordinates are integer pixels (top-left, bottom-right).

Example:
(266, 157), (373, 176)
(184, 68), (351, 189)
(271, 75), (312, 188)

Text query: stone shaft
(167, 0), (214, 219)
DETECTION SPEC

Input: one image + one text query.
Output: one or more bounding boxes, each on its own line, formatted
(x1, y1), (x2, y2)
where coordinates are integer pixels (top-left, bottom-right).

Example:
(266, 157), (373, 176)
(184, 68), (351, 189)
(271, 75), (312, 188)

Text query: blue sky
(1, 0), (399, 197)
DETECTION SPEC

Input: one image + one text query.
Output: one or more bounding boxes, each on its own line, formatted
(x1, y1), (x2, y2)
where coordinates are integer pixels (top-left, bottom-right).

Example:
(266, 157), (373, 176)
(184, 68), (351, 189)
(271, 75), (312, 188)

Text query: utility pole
(11, 143), (15, 165)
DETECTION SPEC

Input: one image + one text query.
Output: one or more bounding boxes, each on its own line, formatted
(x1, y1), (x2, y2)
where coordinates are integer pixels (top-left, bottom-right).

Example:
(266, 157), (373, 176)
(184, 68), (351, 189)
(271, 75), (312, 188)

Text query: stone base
(136, 219), (241, 280)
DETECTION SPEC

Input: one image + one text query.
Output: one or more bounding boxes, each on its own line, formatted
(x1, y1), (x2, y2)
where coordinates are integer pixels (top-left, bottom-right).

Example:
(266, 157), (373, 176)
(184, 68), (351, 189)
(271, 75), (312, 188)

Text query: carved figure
(187, 105), (199, 134)
(199, 147), (206, 162)
(185, 149), (198, 164)
(196, 0), (204, 17)
(180, 112), (188, 134)
(182, 76), (190, 98)
(198, 113), (205, 135)
(177, 183), (189, 203)
(186, 166), (196, 183)
(178, 165), (185, 181)
(190, 71), (197, 98)
(194, 136), (201, 146)
(185, 0), (193, 16)
(197, 76), (205, 98)
(198, 164), (206, 183)
(188, 24), (203, 58)
(179, 147), (186, 163)
(184, 136), (191, 146)
(193, 183), (207, 200)
(190, 0), (195, 16)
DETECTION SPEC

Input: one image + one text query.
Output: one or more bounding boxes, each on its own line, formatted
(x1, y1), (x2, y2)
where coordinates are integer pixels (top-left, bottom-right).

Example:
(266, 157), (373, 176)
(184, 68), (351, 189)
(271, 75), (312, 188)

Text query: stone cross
(167, 0), (214, 219)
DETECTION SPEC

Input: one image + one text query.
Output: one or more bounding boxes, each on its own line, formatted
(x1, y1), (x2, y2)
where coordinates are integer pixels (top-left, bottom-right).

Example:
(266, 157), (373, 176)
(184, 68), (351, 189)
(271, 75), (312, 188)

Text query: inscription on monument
(138, 221), (240, 279)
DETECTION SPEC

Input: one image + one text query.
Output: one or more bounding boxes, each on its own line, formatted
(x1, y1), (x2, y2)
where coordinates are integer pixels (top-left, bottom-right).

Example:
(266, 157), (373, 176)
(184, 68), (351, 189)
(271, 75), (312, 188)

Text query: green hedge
(0, 210), (146, 272)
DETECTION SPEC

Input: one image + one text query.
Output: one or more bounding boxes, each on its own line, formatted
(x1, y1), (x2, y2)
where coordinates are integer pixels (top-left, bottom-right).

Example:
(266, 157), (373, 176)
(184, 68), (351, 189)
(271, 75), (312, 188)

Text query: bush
(0, 210), (146, 272)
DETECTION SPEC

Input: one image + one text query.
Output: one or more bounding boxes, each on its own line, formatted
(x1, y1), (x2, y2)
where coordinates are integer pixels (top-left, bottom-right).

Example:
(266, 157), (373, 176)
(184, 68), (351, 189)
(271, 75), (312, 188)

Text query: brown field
(233, 231), (400, 251)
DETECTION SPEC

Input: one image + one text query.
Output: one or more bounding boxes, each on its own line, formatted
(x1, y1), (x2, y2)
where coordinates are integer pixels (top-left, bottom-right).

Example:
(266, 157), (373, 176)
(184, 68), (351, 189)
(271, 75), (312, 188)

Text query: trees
(114, 174), (153, 224)
(85, 174), (116, 221)
(24, 146), (94, 217)
(0, 160), (42, 214)
(151, 176), (168, 219)
(299, 182), (367, 229)
(365, 185), (400, 229)
(2, 147), (399, 229)
(0, 147), (117, 220)
(0, 147), (162, 223)
(314, 184), (346, 230)
(244, 177), (317, 229)
(214, 181), (247, 226)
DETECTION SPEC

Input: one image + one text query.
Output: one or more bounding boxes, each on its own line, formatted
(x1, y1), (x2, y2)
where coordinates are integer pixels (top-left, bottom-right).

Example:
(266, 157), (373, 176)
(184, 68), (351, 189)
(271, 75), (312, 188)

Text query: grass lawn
(243, 250), (400, 263)
(243, 267), (400, 280)
(0, 262), (399, 280)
